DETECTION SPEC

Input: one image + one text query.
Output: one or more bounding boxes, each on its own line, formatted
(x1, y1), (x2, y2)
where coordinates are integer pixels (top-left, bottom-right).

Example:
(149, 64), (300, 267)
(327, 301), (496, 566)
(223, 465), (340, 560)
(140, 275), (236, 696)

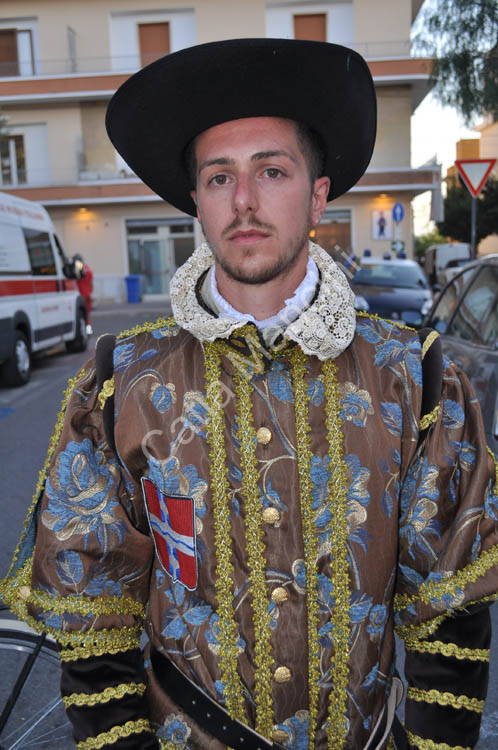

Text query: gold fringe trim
(406, 731), (472, 750)
(404, 638), (490, 662)
(322, 358), (351, 749)
(204, 343), (245, 721)
(488, 446), (498, 497)
(27, 585), (144, 619)
(356, 310), (416, 332)
(1, 368), (86, 582)
(395, 543), (498, 611)
(98, 376), (115, 409)
(419, 405), (440, 431)
(407, 687), (484, 713)
(234, 365), (274, 738)
(422, 330), (440, 359)
(290, 348), (321, 749)
(64, 682), (146, 708)
(116, 316), (177, 340)
(76, 719), (152, 749)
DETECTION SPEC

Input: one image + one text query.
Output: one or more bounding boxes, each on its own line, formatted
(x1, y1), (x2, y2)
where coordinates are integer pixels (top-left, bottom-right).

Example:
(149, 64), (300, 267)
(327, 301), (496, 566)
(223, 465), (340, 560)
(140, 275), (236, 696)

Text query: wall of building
(354, 0), (411, 55)
(196, 0), (266, 43)
(371, 86), (411, 168)
(4, 103), (82, 184)
(80, 102), (115, 173)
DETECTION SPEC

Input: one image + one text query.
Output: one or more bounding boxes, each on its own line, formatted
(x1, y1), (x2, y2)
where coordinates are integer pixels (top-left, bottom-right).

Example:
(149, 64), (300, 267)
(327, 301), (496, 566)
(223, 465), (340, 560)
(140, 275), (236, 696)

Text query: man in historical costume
(1, 38), (498, 750)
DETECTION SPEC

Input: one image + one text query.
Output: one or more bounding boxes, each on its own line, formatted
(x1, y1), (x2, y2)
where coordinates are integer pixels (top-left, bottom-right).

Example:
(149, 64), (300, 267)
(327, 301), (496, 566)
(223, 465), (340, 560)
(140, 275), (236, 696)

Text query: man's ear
(310, 176), (331, 226)
(190, 190), (201, 223)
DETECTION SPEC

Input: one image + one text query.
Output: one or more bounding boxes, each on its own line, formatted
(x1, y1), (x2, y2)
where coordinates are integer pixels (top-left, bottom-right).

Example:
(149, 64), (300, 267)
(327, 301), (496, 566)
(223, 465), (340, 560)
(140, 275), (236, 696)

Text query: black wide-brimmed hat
(106, 38), (376, 216)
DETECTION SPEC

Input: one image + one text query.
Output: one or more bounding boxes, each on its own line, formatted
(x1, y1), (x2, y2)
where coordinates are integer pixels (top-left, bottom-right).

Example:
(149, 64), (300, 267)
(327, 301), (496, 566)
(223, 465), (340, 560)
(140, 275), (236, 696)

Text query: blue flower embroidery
(268, 361), (294, 403)
(339, 382), (374, 427)
(157, 713), (191, 747)
(42, 439), (127, 551)
(150, 381), (176, 413)
(400, 457), (441, 560)
(273, 710), (309, 750)
(366, 604), (387, 638)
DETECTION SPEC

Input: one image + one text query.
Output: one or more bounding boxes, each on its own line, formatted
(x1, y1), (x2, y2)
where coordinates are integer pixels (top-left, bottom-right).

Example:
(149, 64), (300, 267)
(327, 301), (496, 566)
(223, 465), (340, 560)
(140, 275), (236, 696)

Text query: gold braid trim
(233, 365), (274, 738)
(488, 446), (498, 496)
(407, 687), (484, 713)
(63, 682), (146, 708)
(406, 731), (472, 750)
(396, 593), (498, 641)
(422, 330), (440, 359)
(404, 638), (490, 661)
(1, 368), (86, 582)
(76, 719), (153, 749)
(322, 358), (351, 749)
(356, 310), (416, 332)
(289, 348), (321, 749)
(394, 542), (498, 611)
(116, 316), (177, 339)
(29, 587), (144, 618)
(204, 343), (245, 721)
(98, 376), (115, 409)
(419, 405), (440, 431)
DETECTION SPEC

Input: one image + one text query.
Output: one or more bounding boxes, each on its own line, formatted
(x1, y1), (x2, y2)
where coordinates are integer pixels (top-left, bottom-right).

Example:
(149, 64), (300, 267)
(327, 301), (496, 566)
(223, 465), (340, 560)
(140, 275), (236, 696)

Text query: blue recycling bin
(125, 275), (140, 304)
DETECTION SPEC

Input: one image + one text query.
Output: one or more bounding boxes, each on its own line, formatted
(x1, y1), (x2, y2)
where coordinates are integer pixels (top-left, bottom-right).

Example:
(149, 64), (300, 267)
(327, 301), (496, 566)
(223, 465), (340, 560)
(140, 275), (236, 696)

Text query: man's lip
(229, 229), (270, 240)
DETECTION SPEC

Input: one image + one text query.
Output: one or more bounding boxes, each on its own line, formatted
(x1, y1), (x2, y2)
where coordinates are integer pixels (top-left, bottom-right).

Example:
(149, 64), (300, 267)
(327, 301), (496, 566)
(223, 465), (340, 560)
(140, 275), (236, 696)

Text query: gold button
(272, 729), (288, 743)
(256, 426), (272, 445)
(262, 507), (280, 524)
(274, 666), (292, 683)
(18, 586), (31, 601)
(271, 587), (289, 604)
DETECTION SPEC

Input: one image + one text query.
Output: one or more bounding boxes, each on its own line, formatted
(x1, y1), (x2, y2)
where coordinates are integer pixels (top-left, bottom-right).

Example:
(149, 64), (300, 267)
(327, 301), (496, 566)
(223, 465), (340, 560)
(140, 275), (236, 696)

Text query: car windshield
(352, 263), (428, 289)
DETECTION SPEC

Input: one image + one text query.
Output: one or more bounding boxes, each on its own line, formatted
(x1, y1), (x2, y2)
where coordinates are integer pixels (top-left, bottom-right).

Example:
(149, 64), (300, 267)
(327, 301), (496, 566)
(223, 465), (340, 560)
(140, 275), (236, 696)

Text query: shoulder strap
(417, 328), (443, 439)
(95, 333), (117, 456)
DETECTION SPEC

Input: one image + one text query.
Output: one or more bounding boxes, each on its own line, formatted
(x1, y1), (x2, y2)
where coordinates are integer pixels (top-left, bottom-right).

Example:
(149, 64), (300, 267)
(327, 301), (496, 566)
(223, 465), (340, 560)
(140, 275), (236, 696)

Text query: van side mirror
(64, 257), (86, 279)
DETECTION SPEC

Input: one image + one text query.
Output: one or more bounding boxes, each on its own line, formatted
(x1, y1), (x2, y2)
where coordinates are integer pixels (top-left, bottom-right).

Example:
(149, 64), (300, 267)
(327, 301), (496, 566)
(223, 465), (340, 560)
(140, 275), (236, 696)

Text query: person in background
(74, 253), (94, 335)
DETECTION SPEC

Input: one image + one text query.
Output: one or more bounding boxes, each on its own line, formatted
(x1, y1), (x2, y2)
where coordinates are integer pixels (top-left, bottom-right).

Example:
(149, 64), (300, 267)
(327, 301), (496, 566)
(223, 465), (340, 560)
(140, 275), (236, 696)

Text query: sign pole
(471, 196), (476, 259)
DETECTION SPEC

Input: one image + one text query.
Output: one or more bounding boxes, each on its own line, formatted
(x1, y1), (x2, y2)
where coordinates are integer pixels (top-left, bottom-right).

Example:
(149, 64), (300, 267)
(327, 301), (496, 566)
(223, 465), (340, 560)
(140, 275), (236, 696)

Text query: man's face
(190, 117), (330, 286)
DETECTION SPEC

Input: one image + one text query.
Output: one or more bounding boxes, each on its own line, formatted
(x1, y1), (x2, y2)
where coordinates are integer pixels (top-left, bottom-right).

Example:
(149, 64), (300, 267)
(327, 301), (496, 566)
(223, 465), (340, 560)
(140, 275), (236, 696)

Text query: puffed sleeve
(395, 342), (498, 750)
(0, 363), (159, 749)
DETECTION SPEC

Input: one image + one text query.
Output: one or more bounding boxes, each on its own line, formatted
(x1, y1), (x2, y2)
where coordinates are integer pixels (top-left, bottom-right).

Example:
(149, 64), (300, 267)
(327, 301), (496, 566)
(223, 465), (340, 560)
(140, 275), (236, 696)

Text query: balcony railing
(0, 39), (416, 79)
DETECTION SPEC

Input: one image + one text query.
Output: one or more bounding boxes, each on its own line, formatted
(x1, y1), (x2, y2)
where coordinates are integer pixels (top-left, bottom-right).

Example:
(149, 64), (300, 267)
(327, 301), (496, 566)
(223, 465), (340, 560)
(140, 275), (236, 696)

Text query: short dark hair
(184, 118), (326, 189)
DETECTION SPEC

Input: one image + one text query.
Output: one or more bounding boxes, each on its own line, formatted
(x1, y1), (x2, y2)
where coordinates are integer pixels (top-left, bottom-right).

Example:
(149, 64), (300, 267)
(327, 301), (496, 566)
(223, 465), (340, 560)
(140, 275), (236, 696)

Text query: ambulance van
(0, 192), (88, 386)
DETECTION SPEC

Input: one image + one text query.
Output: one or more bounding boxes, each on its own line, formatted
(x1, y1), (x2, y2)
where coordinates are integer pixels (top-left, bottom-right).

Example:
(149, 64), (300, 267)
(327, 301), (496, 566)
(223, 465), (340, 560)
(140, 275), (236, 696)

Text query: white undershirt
(209, 255), (319, 331)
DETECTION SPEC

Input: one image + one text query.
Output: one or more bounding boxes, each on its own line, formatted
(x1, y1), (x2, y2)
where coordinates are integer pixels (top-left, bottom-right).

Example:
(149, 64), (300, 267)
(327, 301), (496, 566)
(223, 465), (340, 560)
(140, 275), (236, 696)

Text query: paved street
(0, 299), (497, 746)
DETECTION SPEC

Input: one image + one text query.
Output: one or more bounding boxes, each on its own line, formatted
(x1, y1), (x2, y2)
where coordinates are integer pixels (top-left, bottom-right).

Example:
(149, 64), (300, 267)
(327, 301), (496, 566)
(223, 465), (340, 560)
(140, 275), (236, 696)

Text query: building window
(293, 14), (327, 42)
(126, 219), (195, 296)
(138, 22), (170, 67)
(0, 27), (34, 76)
(0, 135), (26, 185)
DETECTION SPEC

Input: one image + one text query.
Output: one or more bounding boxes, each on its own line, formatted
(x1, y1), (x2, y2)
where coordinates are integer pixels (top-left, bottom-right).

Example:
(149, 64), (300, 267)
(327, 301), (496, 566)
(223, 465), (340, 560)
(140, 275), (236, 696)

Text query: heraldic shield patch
(141, 477), (197, 590)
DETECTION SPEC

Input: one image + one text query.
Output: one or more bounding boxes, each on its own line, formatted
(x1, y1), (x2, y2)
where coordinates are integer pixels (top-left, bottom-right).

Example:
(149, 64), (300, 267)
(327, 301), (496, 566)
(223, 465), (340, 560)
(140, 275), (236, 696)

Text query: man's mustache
(222, 214), (275, 239)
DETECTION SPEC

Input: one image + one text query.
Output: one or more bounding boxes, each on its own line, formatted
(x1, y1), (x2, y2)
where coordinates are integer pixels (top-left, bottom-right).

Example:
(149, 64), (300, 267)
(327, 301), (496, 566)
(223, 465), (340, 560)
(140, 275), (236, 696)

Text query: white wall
(109, 9), (196, 72)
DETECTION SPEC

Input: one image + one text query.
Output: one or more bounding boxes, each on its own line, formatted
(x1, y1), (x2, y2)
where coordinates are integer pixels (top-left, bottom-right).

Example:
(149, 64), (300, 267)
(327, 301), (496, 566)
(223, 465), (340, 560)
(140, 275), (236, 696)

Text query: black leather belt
(151, 647), (398, 749)
(151, 647), (286, 750)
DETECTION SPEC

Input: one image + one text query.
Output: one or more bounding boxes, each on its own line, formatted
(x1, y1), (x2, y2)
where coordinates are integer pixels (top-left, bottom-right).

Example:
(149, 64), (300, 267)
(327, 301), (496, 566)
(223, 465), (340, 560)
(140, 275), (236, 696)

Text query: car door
(428, 262), (498, 451)
(24, 227), (73, 350)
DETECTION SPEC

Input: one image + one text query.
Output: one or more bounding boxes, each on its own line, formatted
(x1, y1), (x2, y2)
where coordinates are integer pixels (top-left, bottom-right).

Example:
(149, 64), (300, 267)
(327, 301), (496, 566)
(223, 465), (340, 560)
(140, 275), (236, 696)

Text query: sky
(411, 92), (480, 235)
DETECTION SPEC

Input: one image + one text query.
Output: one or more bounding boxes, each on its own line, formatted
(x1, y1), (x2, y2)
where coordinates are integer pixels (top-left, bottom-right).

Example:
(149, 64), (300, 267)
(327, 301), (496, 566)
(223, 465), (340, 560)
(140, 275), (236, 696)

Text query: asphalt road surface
(0, 299), (497, 747)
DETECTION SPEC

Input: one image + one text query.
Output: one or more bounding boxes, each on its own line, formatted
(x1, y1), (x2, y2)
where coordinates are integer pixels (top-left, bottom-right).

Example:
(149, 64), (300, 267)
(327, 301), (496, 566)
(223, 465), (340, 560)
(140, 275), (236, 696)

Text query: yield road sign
(455, 158), (496, 198)
(392, 202), (404, 223)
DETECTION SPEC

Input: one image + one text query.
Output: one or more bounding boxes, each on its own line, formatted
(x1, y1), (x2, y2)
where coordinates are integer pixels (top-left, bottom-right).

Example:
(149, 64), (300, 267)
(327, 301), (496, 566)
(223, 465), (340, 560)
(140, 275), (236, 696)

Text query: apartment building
(0, 0), (439, 301)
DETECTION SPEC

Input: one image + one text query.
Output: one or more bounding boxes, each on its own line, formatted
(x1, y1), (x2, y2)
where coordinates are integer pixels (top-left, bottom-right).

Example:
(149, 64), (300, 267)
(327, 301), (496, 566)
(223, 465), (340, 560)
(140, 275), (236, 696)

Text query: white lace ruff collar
(170, 241), (356, 360)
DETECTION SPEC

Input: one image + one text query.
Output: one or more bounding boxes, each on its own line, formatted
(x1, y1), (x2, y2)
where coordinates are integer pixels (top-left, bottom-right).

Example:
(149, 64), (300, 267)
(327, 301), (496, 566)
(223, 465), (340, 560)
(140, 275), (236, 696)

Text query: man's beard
(202, 212), (312, 286)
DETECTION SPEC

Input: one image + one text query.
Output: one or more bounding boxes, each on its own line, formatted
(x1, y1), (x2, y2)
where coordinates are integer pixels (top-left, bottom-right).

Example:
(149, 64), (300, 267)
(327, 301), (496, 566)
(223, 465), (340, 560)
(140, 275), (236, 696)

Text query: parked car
(351, 257), (433, 328)
(437, 256), (472, 288)
(0, 191), (87, 387)
(424, 254), (498, 454)
(423, 242), (471, 288)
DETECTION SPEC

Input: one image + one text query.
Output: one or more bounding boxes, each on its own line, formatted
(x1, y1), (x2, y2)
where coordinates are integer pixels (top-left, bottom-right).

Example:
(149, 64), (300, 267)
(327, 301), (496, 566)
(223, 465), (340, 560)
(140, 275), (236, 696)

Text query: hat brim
(106, 38), (376, 216)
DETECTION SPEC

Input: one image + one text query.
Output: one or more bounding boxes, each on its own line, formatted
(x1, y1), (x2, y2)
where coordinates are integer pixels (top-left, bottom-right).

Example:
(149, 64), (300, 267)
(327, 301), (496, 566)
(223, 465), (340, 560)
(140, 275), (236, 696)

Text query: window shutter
(0, 29), (19, 76)
(293, 14), (327, 42)
(138, 23), (170, 68)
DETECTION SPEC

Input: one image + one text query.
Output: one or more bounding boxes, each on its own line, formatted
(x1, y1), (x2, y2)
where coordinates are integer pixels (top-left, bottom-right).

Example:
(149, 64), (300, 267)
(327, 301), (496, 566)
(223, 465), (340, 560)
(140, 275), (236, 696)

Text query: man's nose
(233, 174), (258, 214)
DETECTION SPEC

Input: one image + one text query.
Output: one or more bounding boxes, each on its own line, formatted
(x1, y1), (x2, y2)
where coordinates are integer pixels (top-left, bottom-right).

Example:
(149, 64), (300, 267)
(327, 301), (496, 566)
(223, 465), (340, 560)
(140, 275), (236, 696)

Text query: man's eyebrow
(198, 157), (234, 173)
(251, 149), (297, 163)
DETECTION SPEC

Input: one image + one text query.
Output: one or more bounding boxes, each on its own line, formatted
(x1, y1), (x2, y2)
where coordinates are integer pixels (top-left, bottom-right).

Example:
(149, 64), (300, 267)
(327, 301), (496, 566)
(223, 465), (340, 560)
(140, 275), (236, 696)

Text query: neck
(214, 248), (309, 321)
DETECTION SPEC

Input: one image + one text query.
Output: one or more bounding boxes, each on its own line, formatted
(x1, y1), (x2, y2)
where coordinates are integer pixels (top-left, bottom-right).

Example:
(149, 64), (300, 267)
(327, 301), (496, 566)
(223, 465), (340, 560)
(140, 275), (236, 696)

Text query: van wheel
(66, 309), (89, 353)
(1, 330), (31, 387)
